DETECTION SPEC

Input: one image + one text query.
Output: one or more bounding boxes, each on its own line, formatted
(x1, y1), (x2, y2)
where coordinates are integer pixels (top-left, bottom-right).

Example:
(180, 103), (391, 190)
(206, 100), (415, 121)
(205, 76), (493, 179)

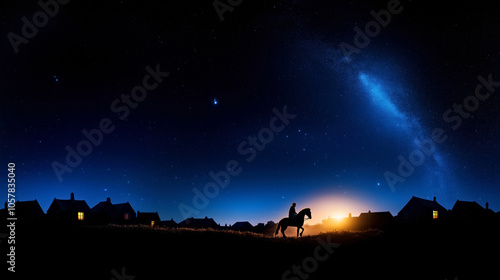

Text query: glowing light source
(78, 212), (84, 220)
(332, 214), (345, 221)
(433, 210), (438, 219)
(303, 193), (371, 225)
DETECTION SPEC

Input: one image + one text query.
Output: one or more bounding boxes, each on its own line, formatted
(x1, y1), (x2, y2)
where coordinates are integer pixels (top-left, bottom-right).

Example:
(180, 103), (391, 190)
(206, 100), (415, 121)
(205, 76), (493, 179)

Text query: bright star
(213, 98), (218, 105)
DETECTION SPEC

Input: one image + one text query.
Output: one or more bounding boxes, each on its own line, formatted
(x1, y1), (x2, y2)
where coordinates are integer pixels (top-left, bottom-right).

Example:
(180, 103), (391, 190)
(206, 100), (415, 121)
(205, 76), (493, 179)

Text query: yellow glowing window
(78, 212), (84, 220)
(150, 221), (155, 226)
(433, 211), (438, 219)
(124, 213), (129, 220)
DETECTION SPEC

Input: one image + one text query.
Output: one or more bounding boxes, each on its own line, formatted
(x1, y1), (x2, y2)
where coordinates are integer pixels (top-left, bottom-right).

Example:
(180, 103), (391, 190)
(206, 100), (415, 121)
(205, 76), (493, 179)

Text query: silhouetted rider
(289, 202), (297, 222)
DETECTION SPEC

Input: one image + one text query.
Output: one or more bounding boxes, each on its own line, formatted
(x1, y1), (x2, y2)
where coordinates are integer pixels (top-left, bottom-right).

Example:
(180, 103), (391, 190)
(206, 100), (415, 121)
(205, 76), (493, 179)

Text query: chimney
(433, 196), (436, 202)
(4, 201), (7, 209)
(486, 202), (489, 210)
(106, 197), (111, 203)
(348, 213), (352, 218)
(70, 193), (75, 201)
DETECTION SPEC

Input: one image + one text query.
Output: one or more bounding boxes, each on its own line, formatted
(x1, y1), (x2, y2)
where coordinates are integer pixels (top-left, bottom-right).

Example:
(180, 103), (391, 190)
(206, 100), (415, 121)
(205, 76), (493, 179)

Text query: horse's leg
(300, 227), (304, 237)
(297, 227), (300, 237)
(282, 225), (288, 238)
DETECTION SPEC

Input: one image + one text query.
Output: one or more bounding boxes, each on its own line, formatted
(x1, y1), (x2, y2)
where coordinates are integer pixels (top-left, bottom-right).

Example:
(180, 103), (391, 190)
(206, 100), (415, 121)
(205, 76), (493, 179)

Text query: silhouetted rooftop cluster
(2, 194), (498, 233)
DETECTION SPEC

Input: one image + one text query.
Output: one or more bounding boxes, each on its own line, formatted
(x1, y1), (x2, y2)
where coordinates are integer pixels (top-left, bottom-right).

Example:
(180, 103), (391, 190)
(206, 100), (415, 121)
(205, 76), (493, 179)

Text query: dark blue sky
(2, 0), (500, 225)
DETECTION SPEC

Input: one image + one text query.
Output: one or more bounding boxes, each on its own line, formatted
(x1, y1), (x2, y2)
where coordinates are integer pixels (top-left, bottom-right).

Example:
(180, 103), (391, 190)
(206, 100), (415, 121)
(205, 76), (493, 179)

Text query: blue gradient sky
(2, 0), (500, 226)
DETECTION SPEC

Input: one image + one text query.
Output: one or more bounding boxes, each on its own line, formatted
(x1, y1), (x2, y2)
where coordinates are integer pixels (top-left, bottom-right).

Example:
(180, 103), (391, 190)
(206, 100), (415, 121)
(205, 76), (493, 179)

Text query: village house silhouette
(1, 193), (499, 233)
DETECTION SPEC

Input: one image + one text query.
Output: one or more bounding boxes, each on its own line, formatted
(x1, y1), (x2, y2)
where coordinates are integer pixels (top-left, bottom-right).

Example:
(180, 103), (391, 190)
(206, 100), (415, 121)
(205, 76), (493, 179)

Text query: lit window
(78, 212), (84, 220)
(150, 221), (155, 226)
(124, 213), (129, 220)
(433, 211), (438, 219)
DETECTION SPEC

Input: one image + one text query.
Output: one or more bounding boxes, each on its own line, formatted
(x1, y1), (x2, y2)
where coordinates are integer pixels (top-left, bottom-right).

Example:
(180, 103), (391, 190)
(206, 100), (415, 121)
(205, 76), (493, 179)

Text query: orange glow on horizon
(332, 214), (345, 221)
(302, 193), (372, 225)
(278, 192), (375, 236)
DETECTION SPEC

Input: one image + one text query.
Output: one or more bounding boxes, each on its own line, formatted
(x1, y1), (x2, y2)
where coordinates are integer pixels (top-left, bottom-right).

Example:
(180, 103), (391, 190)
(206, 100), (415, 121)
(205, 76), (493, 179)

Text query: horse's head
(302, 208), (312, 219)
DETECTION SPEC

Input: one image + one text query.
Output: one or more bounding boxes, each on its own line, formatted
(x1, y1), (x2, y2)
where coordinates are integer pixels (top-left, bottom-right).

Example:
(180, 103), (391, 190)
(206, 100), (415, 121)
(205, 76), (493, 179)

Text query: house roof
(16, 200), (45, 214)
(159, 219), (178, 227)
(51, 198), (90, 212)
(358, 211), (393, 218)
(113, 202), (134, 212)
(399, 196), (447, 214)
(485, 209), (495, 216)
(411, 196), (446, 209)
(265, 221), (276, 227)
(232, 221), (253, 229)
(91, 200), (134, 213)
(178, 217), (218, 228)
(452, 200), (490, 217)
(397, 196), (449, 220)
(91, 201), (114, 212)
(452, 200), (483, 211)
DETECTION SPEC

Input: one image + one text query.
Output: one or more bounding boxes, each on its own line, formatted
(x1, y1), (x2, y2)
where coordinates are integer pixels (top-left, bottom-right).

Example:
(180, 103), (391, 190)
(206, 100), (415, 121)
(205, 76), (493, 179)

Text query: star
(213, 98), (218, 105)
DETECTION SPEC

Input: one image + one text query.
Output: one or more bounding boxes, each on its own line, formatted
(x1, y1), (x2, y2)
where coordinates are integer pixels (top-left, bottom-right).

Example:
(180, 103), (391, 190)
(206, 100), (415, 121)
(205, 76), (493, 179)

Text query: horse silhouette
(275, 208), (312, 238)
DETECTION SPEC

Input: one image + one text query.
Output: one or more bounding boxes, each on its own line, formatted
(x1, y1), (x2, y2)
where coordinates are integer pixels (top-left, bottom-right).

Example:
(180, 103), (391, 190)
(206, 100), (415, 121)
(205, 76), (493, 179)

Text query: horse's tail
(275, 220), (281, 235)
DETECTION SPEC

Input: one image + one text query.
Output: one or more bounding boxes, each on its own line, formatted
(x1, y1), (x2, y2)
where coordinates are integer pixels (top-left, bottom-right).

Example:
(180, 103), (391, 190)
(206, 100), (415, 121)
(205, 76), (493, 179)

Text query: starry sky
(2, 0), (500, 225)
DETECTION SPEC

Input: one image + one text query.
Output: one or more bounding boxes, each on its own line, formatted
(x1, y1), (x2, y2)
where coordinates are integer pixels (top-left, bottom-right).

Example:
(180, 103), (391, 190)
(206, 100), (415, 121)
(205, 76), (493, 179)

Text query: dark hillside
(8, 223), (499, 279)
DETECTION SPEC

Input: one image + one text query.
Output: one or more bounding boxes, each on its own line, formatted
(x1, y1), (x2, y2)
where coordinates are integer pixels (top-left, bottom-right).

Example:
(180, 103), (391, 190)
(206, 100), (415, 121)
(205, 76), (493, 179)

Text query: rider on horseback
(289, 202), (297, 223)
(276, 205), (311, 237)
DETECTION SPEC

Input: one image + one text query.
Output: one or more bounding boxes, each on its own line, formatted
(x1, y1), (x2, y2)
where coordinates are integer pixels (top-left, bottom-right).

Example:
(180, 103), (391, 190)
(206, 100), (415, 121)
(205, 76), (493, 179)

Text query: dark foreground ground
(3, 222), (499, 280)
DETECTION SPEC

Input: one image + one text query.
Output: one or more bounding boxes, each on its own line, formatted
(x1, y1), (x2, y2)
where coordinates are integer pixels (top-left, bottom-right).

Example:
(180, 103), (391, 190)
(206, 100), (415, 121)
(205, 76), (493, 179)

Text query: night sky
(2, 0), (500, 226)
